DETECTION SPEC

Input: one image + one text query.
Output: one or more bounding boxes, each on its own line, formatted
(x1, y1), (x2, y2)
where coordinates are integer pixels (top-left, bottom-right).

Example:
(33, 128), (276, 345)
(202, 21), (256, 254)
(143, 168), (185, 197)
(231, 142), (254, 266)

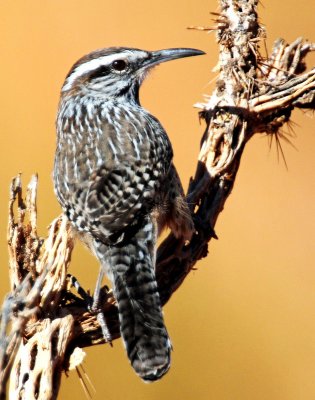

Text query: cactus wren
(53, 47), (204, 381)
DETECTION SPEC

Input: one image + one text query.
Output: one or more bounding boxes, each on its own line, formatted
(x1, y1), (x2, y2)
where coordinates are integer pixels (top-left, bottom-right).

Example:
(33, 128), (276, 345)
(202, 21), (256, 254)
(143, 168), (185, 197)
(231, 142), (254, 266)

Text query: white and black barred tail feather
(93, 217), (171, 381)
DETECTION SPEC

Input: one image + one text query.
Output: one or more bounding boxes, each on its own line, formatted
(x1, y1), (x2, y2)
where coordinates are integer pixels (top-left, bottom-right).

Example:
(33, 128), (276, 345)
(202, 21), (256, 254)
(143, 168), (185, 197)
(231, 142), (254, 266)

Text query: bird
(53, 46), (204, 381)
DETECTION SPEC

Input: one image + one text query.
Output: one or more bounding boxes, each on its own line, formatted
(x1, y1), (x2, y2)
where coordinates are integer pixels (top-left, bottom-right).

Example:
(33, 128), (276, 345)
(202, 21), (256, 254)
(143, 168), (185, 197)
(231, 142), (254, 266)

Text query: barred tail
(96, 216), (171, 381)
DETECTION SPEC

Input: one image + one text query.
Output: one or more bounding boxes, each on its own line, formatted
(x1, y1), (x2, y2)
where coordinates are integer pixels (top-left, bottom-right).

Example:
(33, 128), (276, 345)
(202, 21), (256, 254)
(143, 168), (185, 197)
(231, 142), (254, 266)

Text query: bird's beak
(143, 48), (205, 69)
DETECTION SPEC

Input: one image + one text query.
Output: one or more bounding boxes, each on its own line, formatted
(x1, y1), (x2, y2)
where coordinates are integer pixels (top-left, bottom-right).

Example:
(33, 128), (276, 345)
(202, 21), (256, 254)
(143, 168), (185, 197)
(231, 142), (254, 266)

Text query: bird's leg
(91, 267), (105, 310)
(67, 272), (112, 344)
(92, 268), (112, 344)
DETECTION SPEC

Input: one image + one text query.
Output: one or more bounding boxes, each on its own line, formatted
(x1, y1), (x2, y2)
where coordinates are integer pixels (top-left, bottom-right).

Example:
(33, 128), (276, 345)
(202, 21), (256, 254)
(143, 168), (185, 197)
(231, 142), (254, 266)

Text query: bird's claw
(67, 273), (112, 344)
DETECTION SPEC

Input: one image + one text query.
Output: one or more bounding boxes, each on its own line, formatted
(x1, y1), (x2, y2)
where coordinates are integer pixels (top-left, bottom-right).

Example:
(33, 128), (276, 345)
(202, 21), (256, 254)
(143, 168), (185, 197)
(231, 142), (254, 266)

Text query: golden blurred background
(1, 1), (315, 399)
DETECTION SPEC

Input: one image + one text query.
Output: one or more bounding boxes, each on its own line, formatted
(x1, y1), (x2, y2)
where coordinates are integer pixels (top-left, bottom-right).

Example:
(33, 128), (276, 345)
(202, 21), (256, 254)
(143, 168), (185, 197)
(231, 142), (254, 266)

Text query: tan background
(1, 1), (315, 399)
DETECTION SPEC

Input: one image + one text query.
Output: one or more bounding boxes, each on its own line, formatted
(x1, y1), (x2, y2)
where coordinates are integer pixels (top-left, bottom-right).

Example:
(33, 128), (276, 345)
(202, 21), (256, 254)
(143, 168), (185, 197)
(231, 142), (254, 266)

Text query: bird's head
(61, 47), (205, 102)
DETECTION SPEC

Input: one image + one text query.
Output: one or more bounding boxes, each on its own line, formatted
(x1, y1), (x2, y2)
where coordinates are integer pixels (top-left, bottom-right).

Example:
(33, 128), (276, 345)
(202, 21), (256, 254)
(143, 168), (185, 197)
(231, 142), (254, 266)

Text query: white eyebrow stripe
(62, 53), (128, 92)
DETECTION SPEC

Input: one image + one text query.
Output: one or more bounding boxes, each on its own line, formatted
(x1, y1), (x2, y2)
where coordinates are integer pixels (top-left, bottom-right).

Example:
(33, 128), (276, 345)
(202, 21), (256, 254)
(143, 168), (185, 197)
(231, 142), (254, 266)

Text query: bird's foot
(67, 273), (112, 344)
(91, 287), (112, 346)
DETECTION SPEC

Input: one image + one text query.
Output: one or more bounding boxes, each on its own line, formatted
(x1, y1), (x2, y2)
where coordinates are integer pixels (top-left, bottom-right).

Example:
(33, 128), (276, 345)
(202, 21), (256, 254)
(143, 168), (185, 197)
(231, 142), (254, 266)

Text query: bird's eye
(112, 59), (127, 72)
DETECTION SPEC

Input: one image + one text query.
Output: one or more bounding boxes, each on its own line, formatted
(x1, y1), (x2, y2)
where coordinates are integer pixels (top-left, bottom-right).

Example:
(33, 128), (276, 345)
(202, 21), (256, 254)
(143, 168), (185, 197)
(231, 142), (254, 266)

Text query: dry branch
(1, 0), (314, 398)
